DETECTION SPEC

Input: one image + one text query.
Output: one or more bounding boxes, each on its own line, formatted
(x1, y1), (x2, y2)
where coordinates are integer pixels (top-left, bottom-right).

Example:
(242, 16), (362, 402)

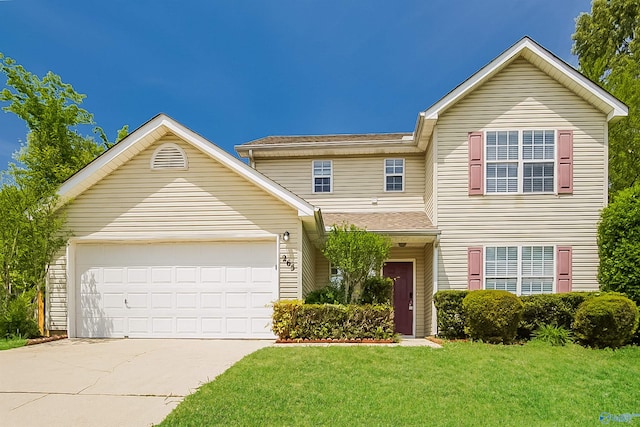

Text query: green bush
(462, 290), (524, 344)
(518, 292), (612, 339)
(272, 300), (396, 341)
(598, 184), (640, 307)
(0, 293), (40, 339)
(360, 276), (393, 304)
(532, 324), (572, 346)
(573, 295), (639, 349)
(433, 290), (468, 339)
(305, 284), (343, 304)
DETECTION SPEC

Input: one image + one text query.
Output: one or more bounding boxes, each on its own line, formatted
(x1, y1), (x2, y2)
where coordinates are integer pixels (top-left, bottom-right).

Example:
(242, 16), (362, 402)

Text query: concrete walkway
(0, 339), (271, 427)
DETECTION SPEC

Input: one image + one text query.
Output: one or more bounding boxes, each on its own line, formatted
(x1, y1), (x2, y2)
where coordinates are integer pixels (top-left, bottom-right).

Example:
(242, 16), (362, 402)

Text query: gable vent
(151, 143), (188, 170)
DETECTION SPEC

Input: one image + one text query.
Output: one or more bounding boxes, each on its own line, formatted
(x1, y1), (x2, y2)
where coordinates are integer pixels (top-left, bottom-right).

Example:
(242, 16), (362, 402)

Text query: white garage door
(75, 241), (278, 338)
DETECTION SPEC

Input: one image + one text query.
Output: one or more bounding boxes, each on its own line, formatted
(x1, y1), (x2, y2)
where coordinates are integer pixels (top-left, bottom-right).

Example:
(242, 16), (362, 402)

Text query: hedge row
(272, 300), (396, 341)
(434, 290), (638, 347)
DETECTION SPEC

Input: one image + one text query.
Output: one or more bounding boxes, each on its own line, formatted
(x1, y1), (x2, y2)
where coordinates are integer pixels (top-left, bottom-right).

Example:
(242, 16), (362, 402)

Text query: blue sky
(0, 0), (591, 170)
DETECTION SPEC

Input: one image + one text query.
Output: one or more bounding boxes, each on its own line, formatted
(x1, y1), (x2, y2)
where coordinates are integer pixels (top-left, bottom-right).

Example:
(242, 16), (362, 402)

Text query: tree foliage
(573, 0), (640, 197)
(598, 183), (640, 305)
(321, 224), (391, 304)
(0, 54), (125, 336)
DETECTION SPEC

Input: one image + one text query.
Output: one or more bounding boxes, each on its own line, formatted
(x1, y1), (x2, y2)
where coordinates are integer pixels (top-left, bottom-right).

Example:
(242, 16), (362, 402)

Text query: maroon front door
(383, 262), (413, 335)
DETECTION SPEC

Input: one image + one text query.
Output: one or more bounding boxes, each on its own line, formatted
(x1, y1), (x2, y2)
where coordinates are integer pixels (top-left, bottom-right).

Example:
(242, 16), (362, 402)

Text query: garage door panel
(152, 293), (172, 309)
(201, 268), (223, 283)
(76, 241), (278, 338)
(176, 293), (197, 309)
(151, 268), (172, 283)
(127, 268), (148, 283)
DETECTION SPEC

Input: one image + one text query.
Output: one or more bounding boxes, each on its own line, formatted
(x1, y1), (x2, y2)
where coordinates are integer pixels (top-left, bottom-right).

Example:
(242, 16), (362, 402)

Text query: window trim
(312, 160), (333, 194)
(484, 129), (557, 195)
(384, 158), (405, 192)
(483, 244), (556, 295)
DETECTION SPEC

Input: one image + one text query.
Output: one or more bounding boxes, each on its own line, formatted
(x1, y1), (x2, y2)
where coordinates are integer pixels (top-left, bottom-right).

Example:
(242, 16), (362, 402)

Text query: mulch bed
(26, 335), (67, 346)
(276, 338), (396, 344)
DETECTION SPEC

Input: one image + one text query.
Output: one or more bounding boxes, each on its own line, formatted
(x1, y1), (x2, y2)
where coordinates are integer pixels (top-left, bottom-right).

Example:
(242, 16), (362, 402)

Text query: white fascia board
(58, 114), (167, 199)
(422, 37), (628, 122)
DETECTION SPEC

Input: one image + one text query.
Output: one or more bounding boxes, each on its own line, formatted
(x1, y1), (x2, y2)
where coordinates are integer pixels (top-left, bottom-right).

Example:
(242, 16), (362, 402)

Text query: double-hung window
(485, 130), (555, 194)
(384, 159), (404, 192)
(485, 245), (554, 295)
(312, 160), (332, 193)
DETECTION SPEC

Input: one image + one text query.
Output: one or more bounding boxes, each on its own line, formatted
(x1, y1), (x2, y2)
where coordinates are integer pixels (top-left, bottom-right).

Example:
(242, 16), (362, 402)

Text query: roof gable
(58, 114), (316, 217)
(415, 37), (628, 149)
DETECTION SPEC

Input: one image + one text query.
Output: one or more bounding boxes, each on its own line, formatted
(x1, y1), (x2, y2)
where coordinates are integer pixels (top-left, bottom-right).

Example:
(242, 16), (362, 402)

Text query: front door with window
(383, 262), (413, 335)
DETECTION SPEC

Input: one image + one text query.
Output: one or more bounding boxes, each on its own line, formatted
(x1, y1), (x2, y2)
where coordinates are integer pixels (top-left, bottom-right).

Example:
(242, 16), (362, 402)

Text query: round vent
(150, 143), (188, 170)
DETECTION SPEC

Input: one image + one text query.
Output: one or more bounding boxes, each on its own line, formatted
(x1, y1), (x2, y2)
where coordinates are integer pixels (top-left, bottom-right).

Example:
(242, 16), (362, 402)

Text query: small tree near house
(322, 224), (391, 304)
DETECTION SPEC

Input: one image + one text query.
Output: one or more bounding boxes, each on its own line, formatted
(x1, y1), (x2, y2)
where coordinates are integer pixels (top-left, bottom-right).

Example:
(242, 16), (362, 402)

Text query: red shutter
(557, 130), (573, 194)
(468, 132), (484, 195)
(556, 246), (572, 293)
(468, 247), (483, 290)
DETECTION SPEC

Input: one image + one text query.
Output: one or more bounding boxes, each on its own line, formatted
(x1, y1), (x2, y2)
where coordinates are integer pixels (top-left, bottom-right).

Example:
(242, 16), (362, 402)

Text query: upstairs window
(312, 160), (332, 193)
(485, 130), (555, 194)
(384, 158), (404, 192)
(151, 143), (188, 170)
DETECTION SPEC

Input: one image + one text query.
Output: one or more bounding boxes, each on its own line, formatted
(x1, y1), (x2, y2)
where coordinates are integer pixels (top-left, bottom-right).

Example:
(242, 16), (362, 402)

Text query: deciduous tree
(573, 0), (640, 197)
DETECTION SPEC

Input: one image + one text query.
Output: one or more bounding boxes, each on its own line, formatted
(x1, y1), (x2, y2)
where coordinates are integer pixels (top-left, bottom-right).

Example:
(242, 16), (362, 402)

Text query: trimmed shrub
(462, 290), (524, 344)
(532, 324), (572, 346)
(0, 293), (40, 339)
(272, 300), (396, 341)
(573, 295), (639, 349)
(518, 292), (613, 339)
(433, 290), (468, 339)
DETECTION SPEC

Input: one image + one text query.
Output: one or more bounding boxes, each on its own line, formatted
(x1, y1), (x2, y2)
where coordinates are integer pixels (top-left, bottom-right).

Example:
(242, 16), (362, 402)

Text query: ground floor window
(485, 245), (554, 295)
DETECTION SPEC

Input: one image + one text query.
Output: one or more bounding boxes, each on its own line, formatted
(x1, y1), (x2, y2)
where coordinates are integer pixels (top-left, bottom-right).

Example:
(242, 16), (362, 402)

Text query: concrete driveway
(0, 338), (272, 427)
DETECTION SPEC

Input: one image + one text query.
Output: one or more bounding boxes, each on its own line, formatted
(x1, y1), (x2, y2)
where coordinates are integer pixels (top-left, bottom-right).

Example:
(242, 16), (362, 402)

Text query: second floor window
(486, 130), (555, 194)
(385, 158), (404, 192)
(312, 160), (332, 193)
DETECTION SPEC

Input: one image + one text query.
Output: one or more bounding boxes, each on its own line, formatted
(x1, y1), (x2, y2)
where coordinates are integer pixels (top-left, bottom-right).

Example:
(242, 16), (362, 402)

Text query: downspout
(248, 149), (255, 168)
(431, 234), (440, 336)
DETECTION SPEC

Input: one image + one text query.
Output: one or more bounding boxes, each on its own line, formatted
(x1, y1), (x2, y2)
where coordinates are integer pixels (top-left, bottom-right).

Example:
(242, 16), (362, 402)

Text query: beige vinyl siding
(47, 248), (67, 332)
(388, 246), (426, 337)
(255, 155), (425, 213)
(315, 249), (330, 291)
(301, 229), (316, 296)
(424, 135), (435, 223)
(48, 136), (302, 331)
(435, 57), (606, 292)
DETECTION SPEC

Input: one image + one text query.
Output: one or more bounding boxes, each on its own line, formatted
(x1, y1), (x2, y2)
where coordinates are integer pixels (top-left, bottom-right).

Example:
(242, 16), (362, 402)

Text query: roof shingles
(322, 211), (434, 232)
(242, 133), (412, 146)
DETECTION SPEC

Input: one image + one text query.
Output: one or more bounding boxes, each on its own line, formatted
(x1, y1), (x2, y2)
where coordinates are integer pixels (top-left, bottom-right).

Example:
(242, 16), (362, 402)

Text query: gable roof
(58, 114), (317, 217)
(415, 36), (628, 149)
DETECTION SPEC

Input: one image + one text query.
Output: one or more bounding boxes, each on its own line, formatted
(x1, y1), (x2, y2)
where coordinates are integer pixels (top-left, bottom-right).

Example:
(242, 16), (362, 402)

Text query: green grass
(0, 337), (27, 351)
(160, 341), (640, 427)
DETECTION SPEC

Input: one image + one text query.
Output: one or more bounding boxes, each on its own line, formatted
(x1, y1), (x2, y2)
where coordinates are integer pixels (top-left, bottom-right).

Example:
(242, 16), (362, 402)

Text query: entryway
(383, 261), (414, 335)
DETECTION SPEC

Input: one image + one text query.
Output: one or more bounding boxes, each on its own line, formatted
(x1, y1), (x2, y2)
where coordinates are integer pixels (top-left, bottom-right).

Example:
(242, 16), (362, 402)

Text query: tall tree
(573, 0), (640, 197)
(0, 54), (126, 336)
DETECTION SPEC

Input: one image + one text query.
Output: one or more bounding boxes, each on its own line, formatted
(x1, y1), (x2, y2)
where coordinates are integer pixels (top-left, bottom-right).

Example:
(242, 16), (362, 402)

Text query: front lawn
(0, 337), (27, 351)
(160, 341), (640, 426)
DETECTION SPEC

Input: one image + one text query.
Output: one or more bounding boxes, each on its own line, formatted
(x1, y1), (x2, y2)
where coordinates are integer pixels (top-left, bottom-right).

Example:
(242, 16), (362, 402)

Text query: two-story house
(47, 37), (627, 339)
